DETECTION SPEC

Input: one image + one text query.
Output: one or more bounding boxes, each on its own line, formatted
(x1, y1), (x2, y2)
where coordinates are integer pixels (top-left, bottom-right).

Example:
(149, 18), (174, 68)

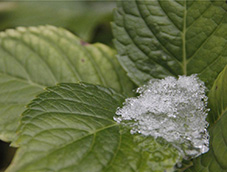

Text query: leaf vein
(187, 16), (225, 63)
(18, 124), (118, 170)
(135, 1), (181, 66)
(158, 1), (181, 31)
(29, 31), (82, 81)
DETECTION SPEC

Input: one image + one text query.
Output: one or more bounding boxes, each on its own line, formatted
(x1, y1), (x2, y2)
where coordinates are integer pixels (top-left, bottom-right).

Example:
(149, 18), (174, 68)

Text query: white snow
(114, 75), (209, 158)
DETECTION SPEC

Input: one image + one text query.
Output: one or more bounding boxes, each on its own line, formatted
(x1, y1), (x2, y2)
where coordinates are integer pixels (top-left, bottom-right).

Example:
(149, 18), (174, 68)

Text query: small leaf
(207, 65), (227, 125)
(185, 66), (227, 171)
(6, 83), (180, 172)
(112, 0), (227, 87)
(0, 25), (134, 142)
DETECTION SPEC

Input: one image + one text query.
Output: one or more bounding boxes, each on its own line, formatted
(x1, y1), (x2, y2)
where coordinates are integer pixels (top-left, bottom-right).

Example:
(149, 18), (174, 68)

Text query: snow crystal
(114, 75), (209, 158)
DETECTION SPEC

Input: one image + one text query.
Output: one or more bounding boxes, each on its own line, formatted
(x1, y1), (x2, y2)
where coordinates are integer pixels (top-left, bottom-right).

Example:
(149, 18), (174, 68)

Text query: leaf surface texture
(0, 26), (134, 142)
(113, 0), (227, 87)
(7, 83), (180, 172)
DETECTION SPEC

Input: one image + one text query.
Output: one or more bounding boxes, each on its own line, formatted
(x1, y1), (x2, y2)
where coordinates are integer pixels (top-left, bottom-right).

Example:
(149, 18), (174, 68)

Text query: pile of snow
(114, 75), (209, 158)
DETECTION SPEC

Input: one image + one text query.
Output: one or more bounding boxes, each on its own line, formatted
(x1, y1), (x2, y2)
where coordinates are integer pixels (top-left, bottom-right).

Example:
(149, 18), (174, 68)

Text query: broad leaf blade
(7, 83), (180, 172)
(185, 66), (227, 171)
(112, 0), (227, 87)
(0, 26), (134, 142)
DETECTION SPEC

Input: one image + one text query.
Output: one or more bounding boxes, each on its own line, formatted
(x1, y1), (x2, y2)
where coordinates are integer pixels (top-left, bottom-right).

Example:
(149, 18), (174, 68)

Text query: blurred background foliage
(0, 0), (115, 45)
(0, 0), (116, 170)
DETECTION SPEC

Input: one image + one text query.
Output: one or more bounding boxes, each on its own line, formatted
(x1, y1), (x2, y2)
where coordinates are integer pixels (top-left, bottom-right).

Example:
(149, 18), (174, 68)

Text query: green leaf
(112, 0), (227, 87)
(0, 25), (134, 142)
(6, 83), (180, 172)
(207, 65), (227, 125)
(185, 66), (227, 171)
(0, 1), (115, 42)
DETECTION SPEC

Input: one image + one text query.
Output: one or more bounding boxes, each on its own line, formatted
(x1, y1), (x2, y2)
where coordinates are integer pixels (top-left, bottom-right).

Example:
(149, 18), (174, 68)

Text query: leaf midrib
(0, 72), (45, 88)
(182, 1), (187, 75)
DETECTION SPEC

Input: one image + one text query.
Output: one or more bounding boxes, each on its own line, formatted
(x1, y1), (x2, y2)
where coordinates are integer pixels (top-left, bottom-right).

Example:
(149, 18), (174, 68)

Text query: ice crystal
(114, 75), (209, 158)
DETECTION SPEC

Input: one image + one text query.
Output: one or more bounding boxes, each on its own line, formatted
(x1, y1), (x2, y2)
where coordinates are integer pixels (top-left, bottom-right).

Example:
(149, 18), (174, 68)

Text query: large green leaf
(185, 66), (227, 171)
(112, 0), (227, 88)
(0, 25), (134, 142)
(0, 1), (115, 42)
(6, 83), (180, 172)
